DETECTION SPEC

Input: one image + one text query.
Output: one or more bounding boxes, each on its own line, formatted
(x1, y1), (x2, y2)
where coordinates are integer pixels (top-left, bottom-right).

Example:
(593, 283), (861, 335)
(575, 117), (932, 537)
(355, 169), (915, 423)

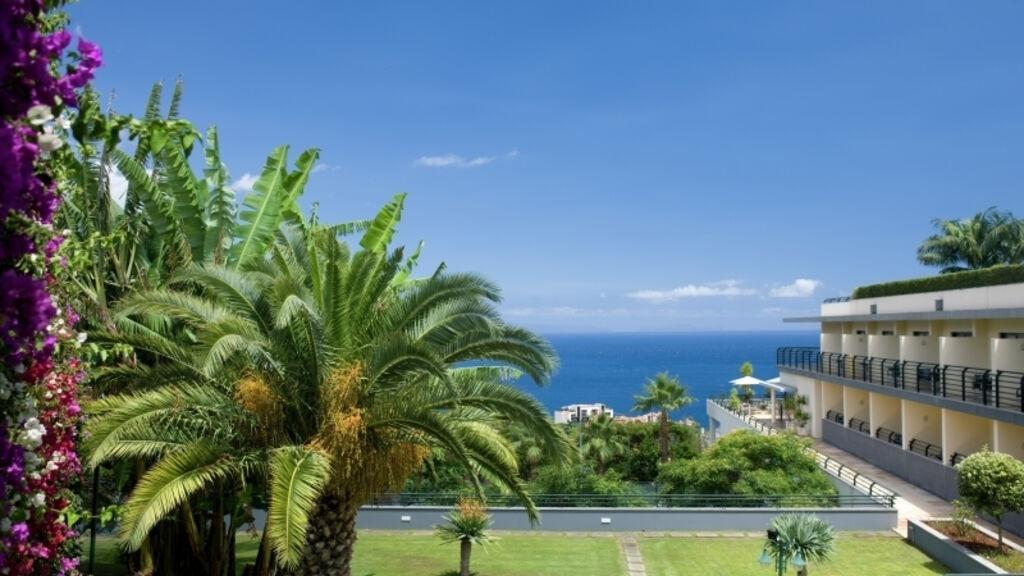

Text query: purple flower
(10, 522), (28, 543)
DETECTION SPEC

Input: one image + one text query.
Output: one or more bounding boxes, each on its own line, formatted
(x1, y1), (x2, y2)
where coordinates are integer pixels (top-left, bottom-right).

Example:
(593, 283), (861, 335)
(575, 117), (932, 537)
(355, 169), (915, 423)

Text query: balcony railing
(777, 347), (1024, 413)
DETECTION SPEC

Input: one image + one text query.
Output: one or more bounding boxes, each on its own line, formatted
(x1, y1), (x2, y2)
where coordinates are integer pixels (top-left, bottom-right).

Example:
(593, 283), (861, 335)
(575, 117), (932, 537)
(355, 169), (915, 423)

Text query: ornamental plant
(436, 498), (496, 576)
(0, 1), (100, 573)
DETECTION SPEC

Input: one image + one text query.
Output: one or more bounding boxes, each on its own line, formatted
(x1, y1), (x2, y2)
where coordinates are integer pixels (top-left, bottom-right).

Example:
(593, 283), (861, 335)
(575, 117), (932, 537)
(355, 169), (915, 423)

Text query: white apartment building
(777, 278), (1024, 532)
(553, 403), (614, 424)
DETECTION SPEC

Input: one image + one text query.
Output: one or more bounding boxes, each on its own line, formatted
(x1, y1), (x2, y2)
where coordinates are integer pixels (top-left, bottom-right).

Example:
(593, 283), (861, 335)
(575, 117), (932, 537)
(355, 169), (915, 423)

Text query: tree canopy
(917, 207), (1024, 273)
(658, 430), (835, 503)
(956, 447), (1024, 550)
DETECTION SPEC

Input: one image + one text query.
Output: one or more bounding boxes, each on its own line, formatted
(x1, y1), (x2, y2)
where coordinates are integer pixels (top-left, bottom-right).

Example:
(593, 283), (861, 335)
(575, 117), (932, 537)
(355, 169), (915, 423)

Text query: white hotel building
(774, 277), (1024, 531)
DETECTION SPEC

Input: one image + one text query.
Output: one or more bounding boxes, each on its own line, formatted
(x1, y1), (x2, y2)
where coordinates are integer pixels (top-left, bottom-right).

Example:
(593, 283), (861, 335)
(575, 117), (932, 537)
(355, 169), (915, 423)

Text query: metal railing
(908, 438), (943, 462)
(368, 491), (890, 509)
(777, 347), (1024, 413)
(709, 398), (897, 507)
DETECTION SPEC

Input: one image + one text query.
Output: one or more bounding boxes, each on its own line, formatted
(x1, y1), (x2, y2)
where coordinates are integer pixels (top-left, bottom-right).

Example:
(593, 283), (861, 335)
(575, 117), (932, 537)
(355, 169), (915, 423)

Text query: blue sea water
(515, 332), (819, 426)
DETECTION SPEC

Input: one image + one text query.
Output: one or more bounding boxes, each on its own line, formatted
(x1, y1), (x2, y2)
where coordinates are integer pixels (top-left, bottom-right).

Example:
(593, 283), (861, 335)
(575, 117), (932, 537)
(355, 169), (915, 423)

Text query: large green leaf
(110, 149), (178, 242)
(202, 126), (236, 265)
(266, 446), (331, 569)
(359, 192), (406, 253)
(160, 142), (205, 263)
(281, 147), (320, 227)
(230, 145), (290, 269)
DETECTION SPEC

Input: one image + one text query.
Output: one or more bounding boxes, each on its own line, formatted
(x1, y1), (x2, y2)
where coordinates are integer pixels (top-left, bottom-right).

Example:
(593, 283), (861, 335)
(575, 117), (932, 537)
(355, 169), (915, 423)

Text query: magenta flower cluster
(1, 0), (100, 573)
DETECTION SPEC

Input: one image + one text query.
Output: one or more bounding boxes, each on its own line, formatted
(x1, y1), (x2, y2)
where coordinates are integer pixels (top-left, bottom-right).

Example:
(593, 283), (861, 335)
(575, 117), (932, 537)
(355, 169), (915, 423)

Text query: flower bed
(926, 519), (1024, 574)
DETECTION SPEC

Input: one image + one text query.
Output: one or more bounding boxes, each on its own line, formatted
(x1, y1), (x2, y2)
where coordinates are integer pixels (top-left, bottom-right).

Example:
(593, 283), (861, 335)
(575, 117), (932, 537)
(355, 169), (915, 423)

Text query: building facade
(553, 403), (614, 424)
(777, 280), (1024, 508)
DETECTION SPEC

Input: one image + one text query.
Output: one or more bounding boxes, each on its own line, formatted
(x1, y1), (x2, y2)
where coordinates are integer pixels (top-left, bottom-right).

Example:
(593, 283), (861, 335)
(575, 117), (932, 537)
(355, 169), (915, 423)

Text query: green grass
(638, 533), (949, 576)
(352, 531), (623, 576)
(83, 531), (947, 576)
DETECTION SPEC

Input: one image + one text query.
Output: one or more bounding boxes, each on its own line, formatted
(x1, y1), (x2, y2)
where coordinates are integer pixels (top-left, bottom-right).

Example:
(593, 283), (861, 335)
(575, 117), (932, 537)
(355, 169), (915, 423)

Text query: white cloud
(413, 149), (518, 168)
(312, 163), (341, 173)
(769, 278), (822, 298)
(627, 280), (758, 303)
(231, 173), (258, 192)
(107, 166), (127, 207)
(761, 307), (785, 315)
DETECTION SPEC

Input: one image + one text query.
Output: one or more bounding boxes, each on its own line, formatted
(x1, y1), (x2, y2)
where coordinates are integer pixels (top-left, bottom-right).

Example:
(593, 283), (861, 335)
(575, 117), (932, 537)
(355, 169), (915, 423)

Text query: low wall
(822, 420), (1024, 538)
(822, 419), (957, 499)
(906, 519), (1003, 574)
(357, 505), (896, 532)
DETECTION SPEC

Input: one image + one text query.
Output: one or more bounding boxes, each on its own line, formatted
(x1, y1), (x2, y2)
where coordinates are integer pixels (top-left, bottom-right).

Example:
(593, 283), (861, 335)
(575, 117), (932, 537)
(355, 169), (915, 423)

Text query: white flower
(38, 128), (63, 152)
(0, 518), (10, 532)
(30, 492), (45, 508)
(20, 417), (46, 449)
(77, 332), (88, 344)
(27, 104), (53, 125)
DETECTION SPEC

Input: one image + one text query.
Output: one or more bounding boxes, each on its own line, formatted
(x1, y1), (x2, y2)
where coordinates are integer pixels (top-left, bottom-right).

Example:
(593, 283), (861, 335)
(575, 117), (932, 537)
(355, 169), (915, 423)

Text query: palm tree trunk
(295, 493), (359, 576)
(460, 538), (472, 576)
(659, 410), (669, 463)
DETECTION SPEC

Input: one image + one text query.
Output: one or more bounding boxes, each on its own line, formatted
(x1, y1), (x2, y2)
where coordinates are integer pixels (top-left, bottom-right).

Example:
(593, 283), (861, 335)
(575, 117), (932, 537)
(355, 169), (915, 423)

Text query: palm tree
(632, 372), (693, 463)
(764, 514), (836, 576)
(86, 197), (568, 576)
(435, 498), (495, 576)
(917, 207), (1024, 273)
(582, 413), (627, 474)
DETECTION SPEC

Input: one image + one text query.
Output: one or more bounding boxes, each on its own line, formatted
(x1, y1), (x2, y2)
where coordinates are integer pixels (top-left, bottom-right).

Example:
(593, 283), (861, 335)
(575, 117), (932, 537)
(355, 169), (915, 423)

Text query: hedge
(852, 265), (1024, 299)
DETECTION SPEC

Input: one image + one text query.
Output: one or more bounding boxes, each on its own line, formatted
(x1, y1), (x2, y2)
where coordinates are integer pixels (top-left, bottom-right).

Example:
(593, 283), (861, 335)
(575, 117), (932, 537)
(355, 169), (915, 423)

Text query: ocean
(515, 331), (819, 426)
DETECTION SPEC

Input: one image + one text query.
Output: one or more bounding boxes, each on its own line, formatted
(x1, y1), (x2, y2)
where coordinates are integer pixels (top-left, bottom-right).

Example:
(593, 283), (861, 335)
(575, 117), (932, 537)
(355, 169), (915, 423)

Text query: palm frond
(266, 446), (332, 568)
(118, 442), (239, 552)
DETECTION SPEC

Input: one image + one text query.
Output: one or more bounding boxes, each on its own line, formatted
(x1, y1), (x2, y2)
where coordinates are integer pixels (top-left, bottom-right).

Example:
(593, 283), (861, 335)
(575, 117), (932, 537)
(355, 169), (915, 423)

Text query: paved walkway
(619, 534), (647, 576)
(807, 439), (952, 535)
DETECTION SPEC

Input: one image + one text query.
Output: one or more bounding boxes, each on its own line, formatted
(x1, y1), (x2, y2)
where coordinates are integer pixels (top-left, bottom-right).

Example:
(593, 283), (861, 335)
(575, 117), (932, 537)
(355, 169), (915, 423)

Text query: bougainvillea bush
(0, 1), (100, 573)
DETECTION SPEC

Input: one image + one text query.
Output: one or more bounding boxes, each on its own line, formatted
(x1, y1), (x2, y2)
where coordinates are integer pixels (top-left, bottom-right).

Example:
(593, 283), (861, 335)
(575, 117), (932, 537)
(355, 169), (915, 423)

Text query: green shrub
(852, 264), (1024, 299)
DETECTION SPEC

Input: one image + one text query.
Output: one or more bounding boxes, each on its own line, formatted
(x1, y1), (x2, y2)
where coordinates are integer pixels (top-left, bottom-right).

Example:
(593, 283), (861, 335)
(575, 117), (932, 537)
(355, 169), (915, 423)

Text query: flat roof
(784, 306), (1024, 324)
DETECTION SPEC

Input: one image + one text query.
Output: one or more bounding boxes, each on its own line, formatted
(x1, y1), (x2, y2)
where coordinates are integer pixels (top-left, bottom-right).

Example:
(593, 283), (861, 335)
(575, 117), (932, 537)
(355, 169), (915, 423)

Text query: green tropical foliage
(956, 447), (1024, 550)
(917, 207), (1024, 274)
(632, 372), (694, 463)
(85, 197), (568, 576)
(763, 514), (836, 576)
(658, 430), (836, 504)
(435, 498), (496, 576)
(581, 413), (627, 474)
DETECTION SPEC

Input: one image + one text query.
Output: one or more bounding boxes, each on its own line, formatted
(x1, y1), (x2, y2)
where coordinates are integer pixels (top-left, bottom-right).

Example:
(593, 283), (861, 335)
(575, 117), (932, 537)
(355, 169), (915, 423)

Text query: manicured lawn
(352, 531), (624, 576)
(638, 532), (949, 576)
(83, 531), (946, 576)
(82, 532), (623, 576)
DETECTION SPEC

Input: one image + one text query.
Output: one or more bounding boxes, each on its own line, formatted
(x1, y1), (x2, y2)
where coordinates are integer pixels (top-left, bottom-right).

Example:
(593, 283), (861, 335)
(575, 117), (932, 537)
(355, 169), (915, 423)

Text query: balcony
(777, 347), (1024, 414)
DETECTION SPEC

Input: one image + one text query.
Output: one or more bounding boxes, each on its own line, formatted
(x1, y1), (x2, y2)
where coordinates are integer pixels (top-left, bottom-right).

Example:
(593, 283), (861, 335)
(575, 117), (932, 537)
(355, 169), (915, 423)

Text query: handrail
(368, 491), (891, 509)
(776, 347), (1024, 414)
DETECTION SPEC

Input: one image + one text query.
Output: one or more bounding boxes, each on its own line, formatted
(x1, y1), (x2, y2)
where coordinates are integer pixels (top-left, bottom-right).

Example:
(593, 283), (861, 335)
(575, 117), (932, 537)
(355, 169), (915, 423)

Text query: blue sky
(66, 2), (1024, 333)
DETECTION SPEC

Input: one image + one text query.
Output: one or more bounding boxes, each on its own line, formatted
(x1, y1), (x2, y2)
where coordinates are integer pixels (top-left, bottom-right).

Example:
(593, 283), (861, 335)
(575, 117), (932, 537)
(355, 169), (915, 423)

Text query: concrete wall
(822, 283), (1024, 317)
(357, 505), (896, 532)
(906, 520), (1001, 574)
(822, 419), (958, 499)
(706, 400), (755, 441)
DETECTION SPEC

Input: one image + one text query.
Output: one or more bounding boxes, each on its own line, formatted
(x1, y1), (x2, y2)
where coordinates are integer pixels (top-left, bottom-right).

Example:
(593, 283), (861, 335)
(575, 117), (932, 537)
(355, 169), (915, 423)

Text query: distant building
(615, 411), (659, 424)
(554, 403), (614, 424)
